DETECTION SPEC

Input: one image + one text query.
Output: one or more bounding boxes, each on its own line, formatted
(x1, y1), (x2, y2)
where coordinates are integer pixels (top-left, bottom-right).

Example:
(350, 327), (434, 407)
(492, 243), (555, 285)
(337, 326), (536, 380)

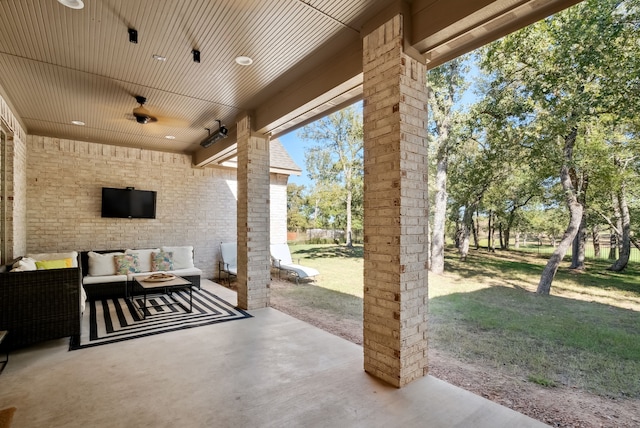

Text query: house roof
(270, 139), (302, 176)
(219, 138), (302, 176)
(0, 0), (580, 167)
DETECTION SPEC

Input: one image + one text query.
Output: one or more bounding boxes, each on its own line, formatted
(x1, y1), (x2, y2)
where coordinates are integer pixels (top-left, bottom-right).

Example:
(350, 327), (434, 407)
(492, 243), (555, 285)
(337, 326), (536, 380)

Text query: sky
(278, 130), (311, 187)
(277, 59), (482, 190)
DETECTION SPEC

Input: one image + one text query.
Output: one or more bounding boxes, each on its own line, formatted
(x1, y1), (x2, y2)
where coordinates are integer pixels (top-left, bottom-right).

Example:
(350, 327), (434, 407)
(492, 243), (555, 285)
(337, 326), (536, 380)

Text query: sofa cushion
(35, 258), (73, 270)
(114, 254), (140, 275)
(151, 251), (173, 272)
(82, 274), (128, 285)
(167, 267), (202, 277)
(162, 246), (194, 269)
(27, 251), (78, 267)
(125, 248), (159, 273)
(11, 257), (37, 272)
(88, 251), (123, 276)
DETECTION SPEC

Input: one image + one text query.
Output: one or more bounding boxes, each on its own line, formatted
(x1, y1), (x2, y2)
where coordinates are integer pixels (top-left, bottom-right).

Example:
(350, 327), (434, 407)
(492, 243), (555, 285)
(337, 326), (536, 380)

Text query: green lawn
(278, 243), (640, 398)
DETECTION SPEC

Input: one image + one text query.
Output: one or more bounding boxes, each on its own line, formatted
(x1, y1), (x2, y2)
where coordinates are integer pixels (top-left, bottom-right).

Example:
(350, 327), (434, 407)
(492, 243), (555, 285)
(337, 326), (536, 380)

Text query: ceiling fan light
(57, 0), (84, 9)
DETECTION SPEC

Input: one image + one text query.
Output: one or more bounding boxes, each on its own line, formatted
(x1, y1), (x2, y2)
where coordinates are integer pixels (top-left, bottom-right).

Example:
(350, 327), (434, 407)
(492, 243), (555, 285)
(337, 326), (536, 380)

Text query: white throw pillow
(27, 251), (78, 267)
(12, 257), (37, 271)
(11, 257), (37, 272)
(125, 248), (159, 273)
(162, 246), (194, 269)
(88, 251), (123, 276)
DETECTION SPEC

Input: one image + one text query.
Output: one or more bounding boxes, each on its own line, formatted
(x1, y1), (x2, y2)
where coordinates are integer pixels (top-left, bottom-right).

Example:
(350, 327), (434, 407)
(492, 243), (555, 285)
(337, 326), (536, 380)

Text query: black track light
(128, 28), (138, 44)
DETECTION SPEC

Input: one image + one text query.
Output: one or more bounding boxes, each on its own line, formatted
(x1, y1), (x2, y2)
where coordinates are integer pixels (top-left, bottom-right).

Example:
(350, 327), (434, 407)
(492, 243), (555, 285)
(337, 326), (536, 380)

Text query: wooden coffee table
(129, 275), (193, 319)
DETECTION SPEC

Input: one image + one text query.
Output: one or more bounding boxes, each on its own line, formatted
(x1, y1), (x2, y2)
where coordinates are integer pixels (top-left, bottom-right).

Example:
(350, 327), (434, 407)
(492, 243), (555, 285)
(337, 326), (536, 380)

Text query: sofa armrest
(0, 267), (81, 350)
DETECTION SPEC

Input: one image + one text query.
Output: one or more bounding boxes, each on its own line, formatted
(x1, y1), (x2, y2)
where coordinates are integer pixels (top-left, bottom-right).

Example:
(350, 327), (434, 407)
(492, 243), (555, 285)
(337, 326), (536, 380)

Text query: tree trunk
(430, 151), (448, 274)
(499, 222), (506, 250)
(597, 210), (640, 253)
(458, 206), (474, 261)
(455, 221), (462, 248)
(474, 208), (480, 250)
(537, 128), (583, 295)
(504, 195), (532, 251)
(570, 227), (584, 270)
(614, 192), (623, 253)
(592, 224), (600, 258)
(346, 193), (352, 247)
(313, 198), (320, 228)
(608, 181), (631, 271)
(489, 212), (496, 252)
(570, 211), (587, 270)
(570, 171), (587, 270)
(515, 231), (521, 249)
(487, 210), (493, 252)
(608, 228), (617, 260)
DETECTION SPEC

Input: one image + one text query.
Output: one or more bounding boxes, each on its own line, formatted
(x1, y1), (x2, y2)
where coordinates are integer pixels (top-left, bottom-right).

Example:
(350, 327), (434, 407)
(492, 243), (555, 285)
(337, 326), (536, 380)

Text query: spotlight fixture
(235, 56), (253, 66)
(200, 120), (228, 148)
(192, 49), (201, 63)
(128, 28), (138, 44)
(71, 120), (85, 126)
(57, 0), (84, 9)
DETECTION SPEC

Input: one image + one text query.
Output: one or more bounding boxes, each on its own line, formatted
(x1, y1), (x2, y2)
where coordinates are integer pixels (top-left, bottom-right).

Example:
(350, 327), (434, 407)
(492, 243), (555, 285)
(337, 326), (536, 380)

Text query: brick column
(236, 113), (271, 310)
(362, 14), (429, 388)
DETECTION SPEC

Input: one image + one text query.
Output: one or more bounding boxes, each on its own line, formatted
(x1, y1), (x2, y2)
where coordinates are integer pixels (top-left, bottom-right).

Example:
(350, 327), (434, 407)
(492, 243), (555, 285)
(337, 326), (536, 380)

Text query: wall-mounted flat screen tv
(101, 187), (157, 219)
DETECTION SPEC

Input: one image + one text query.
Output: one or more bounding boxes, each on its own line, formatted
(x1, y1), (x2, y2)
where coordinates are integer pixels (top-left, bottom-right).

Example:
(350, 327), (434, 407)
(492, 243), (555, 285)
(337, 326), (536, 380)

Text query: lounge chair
(219, 242), (237, 285)
(270, 243), (319, 284)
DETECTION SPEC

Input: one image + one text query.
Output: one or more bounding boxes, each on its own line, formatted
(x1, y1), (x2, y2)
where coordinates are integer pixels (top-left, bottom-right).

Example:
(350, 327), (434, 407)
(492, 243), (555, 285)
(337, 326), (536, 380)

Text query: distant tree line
(288, 0), (639, 293)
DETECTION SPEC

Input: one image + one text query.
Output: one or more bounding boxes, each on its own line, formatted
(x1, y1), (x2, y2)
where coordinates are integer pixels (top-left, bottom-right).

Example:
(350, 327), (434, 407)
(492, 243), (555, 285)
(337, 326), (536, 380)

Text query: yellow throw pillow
(35, 258), (72, 270)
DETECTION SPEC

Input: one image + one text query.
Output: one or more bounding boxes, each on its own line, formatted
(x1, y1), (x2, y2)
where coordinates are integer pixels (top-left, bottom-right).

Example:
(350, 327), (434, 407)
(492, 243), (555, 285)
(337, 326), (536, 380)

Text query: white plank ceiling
(0, 0), (581, 158)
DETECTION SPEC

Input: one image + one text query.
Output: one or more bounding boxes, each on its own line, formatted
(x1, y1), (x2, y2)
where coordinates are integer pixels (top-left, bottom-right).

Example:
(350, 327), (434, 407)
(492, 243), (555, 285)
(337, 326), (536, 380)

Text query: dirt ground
(267, 278), (640, 428)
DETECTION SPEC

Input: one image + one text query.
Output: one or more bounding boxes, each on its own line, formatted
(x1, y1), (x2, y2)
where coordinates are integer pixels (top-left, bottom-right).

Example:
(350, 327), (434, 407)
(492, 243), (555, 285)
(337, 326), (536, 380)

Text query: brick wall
(236, 114), (271, 310)
(12, 131), (28, 258)
(26, 135), (287, 280)
(0, 92), (27, 261)
(270, 173), (288, 244)
(362, 14), (429, 388)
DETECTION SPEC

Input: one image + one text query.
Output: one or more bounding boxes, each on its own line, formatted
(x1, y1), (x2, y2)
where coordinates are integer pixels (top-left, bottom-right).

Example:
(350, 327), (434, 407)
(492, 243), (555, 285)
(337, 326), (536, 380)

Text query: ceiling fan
(131, 95), (157, 124)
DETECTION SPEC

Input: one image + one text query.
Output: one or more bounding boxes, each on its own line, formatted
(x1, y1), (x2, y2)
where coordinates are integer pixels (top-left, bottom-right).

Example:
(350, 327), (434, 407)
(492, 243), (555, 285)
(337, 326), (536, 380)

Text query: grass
(277, 243), (640, 399)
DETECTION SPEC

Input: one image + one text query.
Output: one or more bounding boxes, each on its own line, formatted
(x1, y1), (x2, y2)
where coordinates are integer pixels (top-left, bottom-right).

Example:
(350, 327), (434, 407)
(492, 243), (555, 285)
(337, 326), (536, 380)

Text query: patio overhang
(194, 0), (581, 167)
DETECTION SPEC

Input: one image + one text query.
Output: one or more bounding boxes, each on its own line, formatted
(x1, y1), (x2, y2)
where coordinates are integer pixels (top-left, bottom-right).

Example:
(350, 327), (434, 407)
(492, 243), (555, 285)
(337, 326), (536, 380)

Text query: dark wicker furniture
(0, 267), (81, 351)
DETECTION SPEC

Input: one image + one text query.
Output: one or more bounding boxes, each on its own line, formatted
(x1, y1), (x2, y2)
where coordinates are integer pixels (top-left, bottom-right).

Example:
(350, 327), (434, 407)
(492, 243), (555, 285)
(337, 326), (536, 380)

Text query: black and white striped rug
(72, 287), (251, 349)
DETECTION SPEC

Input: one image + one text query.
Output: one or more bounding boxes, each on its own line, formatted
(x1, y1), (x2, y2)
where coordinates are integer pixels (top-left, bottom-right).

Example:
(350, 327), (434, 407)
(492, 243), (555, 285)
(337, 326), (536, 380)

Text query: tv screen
(101, 187), (156, 219)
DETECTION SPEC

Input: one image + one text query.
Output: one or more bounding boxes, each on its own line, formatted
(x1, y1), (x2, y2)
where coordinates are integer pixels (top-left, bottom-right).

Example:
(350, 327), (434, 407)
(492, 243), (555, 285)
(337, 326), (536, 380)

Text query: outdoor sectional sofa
(80, 246), (202, 301)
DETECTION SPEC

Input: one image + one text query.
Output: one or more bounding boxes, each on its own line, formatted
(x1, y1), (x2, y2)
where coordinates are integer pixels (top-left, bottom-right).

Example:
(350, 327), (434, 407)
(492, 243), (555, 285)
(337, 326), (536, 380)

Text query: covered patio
(0, 281), (546, 427)
(0, 1), (581, 422)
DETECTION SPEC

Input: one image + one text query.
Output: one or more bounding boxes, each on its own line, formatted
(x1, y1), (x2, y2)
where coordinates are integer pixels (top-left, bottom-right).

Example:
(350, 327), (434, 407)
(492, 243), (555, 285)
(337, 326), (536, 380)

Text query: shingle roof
(270, 138), (302, 175)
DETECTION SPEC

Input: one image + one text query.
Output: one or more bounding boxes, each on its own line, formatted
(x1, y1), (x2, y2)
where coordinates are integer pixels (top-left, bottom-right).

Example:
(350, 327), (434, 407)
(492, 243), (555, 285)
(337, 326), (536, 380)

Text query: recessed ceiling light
(235, 56), (253, 66)
(57, 0), (84, 9)
(153, 54), (167, 62)
(165, 135), (176, 140)
(71, 120), (85, 126)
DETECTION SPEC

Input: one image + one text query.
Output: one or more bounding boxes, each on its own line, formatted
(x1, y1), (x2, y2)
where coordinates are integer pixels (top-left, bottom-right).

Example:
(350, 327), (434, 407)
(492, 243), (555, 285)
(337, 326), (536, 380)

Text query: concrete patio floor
(0, 280), (547, 427)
